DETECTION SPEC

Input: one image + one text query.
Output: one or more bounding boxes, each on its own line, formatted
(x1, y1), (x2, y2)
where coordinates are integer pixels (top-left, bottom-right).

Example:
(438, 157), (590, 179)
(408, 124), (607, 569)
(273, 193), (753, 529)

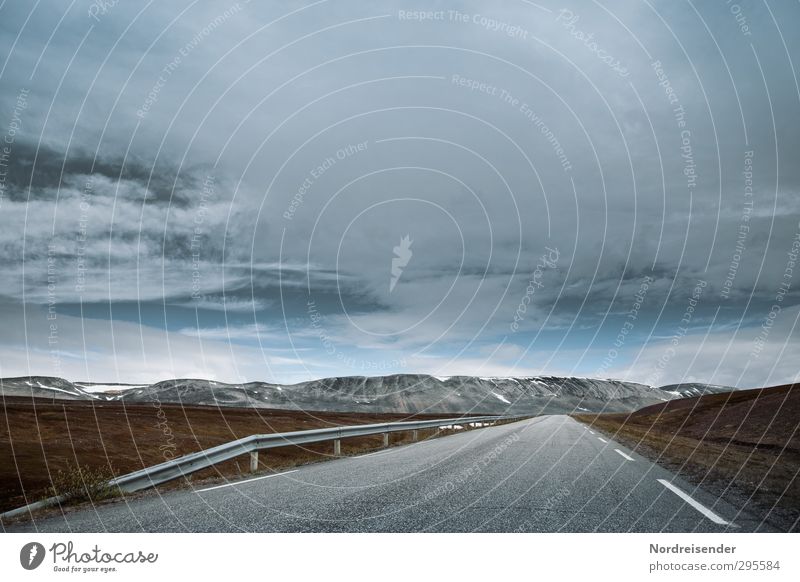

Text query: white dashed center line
(615, 449), (634, 461)
(597, 437), (607, 443)
(657, 479), (731, 525)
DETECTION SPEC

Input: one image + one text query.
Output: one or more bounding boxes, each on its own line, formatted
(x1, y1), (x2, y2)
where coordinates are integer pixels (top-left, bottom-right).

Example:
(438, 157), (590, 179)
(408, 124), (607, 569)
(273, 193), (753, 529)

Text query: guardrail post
(0, 414), (530, 520)
(412, 429), (418, 441)
(333, 439), (341, 456)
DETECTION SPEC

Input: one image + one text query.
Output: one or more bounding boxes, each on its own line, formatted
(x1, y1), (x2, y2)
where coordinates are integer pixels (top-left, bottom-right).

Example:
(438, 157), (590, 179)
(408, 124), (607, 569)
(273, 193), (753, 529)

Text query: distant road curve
(5, 416), (777, 532)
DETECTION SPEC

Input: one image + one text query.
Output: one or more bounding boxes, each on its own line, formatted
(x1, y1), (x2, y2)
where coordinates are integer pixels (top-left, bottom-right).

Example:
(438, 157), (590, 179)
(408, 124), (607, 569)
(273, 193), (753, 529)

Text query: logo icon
(20, 542), (45, 570)
(389, 235), (413, 293)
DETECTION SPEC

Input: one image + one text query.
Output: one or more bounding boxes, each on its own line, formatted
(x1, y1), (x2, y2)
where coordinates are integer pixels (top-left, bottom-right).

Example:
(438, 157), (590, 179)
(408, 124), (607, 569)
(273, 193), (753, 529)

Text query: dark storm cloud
(0, 140), (205, 205)
(0, 0), (798, 385)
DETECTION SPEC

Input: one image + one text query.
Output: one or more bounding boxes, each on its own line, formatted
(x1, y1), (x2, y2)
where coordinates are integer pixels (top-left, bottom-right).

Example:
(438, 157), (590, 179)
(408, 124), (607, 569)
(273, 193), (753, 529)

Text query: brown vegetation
(0, 395), (469, 514)
(574, 383), (800, 530)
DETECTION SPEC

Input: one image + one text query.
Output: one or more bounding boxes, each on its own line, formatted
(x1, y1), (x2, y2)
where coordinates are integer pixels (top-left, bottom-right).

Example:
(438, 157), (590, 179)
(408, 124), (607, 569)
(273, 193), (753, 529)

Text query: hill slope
(0, 396), (462, 515)
(0, 374), (728, 414)
(575, 383), (800, 531)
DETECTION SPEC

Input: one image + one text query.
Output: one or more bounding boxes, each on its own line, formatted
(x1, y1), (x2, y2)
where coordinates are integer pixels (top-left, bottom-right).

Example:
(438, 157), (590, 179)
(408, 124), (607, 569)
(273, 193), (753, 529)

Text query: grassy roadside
(0, 395), (503, 519)
(573, 383), (800, 531)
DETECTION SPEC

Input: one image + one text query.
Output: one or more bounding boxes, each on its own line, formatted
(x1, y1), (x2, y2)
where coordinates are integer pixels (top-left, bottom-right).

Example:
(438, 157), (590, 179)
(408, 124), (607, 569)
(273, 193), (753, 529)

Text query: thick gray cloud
(0, 0), (798, 386)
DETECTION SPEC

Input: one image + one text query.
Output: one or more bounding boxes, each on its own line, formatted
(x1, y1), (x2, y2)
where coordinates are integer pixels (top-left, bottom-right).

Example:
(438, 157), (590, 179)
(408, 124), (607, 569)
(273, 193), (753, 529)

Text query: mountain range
(0, 374), (732, 415)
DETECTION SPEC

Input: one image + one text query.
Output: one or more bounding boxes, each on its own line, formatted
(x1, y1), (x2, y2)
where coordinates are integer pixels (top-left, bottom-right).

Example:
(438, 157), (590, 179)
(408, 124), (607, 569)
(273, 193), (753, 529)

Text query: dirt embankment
(0, 396), (468, 514)
(574, 383), (800, 531)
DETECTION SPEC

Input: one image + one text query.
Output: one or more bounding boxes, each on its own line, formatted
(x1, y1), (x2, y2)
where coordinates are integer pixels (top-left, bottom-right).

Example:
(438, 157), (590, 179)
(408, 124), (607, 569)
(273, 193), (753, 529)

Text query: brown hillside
(0, 396), (464, 515)
(575, 383), (800, 531)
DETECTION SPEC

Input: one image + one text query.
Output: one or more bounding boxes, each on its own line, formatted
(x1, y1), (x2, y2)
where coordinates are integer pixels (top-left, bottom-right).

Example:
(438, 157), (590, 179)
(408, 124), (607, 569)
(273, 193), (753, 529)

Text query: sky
(0, 0), (797, 387)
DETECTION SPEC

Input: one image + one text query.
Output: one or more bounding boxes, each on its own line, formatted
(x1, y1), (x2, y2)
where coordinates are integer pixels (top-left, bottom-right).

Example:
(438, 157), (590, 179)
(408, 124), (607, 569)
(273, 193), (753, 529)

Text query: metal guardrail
(0, 414), (529, 521)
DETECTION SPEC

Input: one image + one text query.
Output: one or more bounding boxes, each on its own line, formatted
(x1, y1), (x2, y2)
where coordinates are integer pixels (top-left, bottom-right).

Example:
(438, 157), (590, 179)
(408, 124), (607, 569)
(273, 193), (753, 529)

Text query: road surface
(5, 415), (777, 532)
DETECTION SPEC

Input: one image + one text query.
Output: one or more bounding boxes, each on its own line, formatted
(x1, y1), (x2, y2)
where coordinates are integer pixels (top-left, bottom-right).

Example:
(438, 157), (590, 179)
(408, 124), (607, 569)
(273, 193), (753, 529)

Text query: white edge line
(657, 479), (731, 526)
(356, 438), (430, 458)
(356, 449), (395, 458)
(614, 449), (634, 461)
(597, 437), (607, 443)
(196, 470), (299, 492)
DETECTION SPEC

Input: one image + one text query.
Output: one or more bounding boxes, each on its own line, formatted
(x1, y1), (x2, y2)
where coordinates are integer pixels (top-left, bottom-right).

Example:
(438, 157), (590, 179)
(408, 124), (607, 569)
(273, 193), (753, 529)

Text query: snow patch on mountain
(0, 374), (734, 415)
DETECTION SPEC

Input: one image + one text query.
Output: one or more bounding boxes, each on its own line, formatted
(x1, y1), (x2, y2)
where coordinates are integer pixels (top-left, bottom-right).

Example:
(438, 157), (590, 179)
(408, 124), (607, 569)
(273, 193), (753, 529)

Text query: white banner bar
(1, 533), (797, 581)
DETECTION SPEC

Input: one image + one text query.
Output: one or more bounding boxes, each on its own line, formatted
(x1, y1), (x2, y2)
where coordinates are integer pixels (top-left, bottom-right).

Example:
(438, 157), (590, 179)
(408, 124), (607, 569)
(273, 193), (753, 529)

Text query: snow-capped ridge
(1, 374), (733, 414)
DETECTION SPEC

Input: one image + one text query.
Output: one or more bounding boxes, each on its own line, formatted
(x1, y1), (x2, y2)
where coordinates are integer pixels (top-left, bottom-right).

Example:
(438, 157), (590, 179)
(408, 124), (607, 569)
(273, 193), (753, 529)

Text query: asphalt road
(6, 415), (778, 532)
